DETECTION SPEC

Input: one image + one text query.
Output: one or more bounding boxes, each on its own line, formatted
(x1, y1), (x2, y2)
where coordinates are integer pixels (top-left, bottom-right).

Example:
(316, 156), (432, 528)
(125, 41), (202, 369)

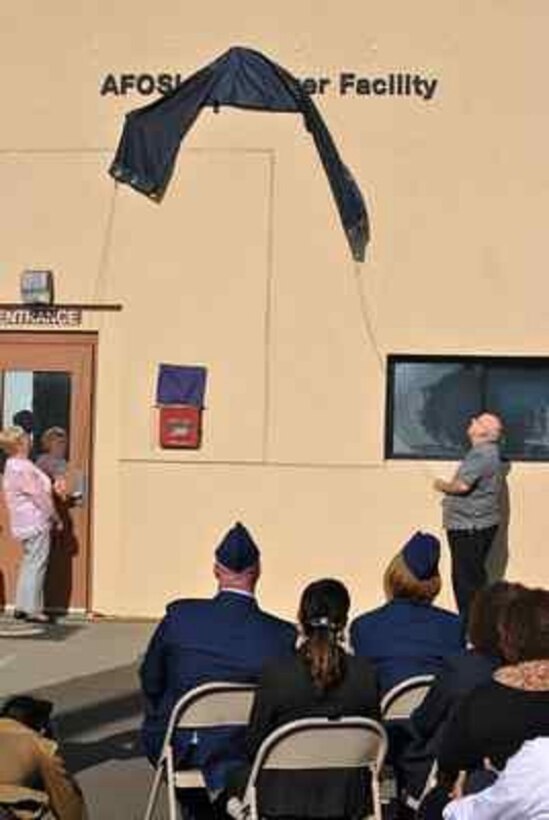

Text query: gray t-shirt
(442, 442), (504, 530)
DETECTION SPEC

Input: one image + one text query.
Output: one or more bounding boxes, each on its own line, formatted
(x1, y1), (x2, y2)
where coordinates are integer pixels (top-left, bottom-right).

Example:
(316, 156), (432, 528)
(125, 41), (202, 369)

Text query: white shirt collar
(219, 587), (255, 599)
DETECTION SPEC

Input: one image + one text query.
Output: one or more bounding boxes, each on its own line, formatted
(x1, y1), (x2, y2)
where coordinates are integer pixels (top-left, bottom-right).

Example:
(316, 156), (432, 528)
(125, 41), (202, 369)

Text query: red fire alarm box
(159, 405), (202, 449)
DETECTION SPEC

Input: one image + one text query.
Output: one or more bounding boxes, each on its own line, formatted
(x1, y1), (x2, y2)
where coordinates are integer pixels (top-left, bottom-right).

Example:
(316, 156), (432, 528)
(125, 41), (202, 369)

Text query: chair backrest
(161, 681), (257, 754)
(247, 717), (388, 783)
(381, 675), (434, 720)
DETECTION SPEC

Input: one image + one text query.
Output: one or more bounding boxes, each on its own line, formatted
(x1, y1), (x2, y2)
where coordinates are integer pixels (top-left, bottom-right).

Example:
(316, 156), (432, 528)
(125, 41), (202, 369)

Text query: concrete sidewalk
(0, 618), (154, 696)
(0, 618), (162, 819)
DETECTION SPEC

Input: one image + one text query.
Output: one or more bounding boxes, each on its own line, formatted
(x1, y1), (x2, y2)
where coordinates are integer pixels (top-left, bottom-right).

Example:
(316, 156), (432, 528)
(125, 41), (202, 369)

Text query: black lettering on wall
(98, 71), (439, 100)
(100, 74), (120, 96)
(136, 74), (156, 95)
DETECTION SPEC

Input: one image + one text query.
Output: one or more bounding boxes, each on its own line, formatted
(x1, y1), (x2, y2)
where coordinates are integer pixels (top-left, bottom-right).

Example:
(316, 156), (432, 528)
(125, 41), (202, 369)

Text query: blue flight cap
(402, 531), (440, 580)
(215, 522), (260, 572)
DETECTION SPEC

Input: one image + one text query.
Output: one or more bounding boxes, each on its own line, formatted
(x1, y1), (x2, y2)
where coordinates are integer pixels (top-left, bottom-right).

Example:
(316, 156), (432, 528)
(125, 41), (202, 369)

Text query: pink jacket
(2, 457), (54, 539)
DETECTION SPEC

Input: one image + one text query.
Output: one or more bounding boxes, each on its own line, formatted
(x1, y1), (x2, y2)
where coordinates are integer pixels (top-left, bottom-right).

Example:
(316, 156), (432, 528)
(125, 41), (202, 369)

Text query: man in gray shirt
(434, 413), (504, 618)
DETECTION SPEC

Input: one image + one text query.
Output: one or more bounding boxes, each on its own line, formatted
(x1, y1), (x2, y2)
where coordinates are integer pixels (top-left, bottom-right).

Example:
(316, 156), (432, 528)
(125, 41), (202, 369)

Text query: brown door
(0, 332), (95, 613)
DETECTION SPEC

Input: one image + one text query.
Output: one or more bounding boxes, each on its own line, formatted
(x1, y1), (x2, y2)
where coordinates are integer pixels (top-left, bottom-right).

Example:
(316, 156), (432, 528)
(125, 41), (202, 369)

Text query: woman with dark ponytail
(235, 579), (379, 819)
(298, 578), (349, 693)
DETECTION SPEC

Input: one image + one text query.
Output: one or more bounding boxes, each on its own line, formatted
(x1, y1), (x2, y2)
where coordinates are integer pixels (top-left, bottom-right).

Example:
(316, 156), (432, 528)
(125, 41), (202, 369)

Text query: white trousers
(15, 527), (51, 615)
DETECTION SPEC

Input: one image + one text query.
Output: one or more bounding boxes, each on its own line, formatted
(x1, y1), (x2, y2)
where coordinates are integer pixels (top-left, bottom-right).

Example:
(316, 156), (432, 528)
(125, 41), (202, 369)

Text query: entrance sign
(0, 307), (82, 327)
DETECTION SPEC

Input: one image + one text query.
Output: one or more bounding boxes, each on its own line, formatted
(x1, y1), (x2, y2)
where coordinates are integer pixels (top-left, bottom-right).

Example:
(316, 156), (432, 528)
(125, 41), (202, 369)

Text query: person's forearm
(434, 478), (470, 495)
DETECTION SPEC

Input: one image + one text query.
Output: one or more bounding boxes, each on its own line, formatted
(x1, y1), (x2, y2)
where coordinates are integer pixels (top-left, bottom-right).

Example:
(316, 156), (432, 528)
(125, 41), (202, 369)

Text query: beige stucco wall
(1, 1), (548, 617)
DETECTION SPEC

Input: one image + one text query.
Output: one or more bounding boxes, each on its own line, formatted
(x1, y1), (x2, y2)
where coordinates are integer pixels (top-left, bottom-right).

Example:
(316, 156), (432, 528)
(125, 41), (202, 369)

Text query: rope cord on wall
(352, 261), (385, 371)
(262, 151), (276, 462)
(350, 260), (439, 481)
(92, 181), (120, 303)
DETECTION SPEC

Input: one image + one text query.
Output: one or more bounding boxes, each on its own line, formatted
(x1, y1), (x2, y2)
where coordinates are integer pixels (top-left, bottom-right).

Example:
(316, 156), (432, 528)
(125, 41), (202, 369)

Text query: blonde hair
(0, 426), (28, 456)
(41, 426), (67, 451)
(384, 553), (441, 604)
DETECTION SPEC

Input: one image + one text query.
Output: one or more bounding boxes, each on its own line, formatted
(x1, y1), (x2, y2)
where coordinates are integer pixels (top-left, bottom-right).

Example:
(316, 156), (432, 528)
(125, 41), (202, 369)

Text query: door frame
(0, 330), (97, 613)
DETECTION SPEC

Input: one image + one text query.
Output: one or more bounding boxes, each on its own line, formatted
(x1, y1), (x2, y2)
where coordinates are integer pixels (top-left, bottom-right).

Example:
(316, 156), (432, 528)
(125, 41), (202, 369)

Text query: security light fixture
(20, 269), (54, 305)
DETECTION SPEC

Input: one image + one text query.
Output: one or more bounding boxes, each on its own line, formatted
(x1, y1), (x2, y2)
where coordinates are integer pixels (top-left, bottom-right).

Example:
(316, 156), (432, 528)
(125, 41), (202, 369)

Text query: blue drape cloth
(156, 364), (207, 406)
(110, 47), (369, 262)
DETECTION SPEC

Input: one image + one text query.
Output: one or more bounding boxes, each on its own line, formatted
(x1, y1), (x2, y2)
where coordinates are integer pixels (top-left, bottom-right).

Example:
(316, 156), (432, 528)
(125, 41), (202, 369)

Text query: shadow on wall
(0, 569), (5, 611)
(487, 467), (511, 583)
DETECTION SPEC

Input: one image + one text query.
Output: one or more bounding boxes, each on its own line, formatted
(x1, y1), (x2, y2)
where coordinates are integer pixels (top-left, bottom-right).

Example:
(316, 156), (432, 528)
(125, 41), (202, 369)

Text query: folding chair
(379, 676), (434, 810)
(143, 681), (257, 820)
(381, 675), (434, 721)
(236, 717), (388, 820)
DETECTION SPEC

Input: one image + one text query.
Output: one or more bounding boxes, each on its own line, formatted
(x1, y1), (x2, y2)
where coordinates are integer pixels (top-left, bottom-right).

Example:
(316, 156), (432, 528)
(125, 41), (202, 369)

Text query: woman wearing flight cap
(351, 532), (464, 695)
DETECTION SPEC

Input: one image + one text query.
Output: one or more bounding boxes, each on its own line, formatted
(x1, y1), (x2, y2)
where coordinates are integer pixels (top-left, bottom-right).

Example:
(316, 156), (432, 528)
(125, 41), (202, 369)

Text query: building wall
(1, 1), (548, 617)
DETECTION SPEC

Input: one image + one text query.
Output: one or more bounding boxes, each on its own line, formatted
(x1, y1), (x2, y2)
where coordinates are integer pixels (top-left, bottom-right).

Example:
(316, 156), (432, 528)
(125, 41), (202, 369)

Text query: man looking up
(140, 522), (296, 819)
(434, 413), (505, 619)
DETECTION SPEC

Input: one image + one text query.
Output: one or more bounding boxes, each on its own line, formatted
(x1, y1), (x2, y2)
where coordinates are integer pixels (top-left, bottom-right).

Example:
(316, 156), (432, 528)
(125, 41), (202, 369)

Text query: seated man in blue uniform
(140, 521), (296, 819)
(350, 531), (463, 695)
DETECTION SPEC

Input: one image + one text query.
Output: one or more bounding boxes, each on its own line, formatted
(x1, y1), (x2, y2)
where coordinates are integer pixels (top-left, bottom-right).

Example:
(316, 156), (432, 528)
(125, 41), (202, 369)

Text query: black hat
(1, 695), (52, 732)
(215, 522), (260, 572)
(402, 531), (440, 580)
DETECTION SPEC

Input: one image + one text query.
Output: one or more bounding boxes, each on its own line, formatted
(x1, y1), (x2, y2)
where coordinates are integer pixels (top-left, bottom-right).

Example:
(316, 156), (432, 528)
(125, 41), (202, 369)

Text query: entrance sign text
(0, 307), (83, 327)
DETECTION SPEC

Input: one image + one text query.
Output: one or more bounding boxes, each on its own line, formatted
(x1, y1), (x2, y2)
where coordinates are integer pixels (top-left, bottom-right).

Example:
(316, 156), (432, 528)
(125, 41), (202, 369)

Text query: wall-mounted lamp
(20, 269), (54, 305)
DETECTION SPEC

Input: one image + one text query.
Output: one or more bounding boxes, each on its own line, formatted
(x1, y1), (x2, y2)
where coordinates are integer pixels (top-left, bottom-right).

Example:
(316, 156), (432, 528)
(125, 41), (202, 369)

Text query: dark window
(386, 356), (549, 461)
(0, 369), (71, 469)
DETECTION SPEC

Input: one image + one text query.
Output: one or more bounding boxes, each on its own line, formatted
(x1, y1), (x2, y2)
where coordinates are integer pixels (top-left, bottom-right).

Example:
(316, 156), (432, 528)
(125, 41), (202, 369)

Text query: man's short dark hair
(11, 410), (34, 435)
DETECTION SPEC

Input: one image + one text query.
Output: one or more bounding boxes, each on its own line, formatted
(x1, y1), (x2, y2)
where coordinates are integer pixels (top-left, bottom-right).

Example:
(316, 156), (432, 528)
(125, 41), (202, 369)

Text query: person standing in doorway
(0, 426), (61, 623)
(36, 427), (70, 500)
(433, 413), (505, 620)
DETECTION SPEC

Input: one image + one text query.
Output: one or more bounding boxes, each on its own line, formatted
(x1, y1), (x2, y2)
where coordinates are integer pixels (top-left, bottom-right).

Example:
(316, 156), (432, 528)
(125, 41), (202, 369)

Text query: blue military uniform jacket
(350, 599), (464, 695)
(140, 591), (296, 789)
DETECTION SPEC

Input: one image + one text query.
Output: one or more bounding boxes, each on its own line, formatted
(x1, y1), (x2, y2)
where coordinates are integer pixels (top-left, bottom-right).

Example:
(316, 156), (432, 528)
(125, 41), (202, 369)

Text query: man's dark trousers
(447, 526), (498, 619)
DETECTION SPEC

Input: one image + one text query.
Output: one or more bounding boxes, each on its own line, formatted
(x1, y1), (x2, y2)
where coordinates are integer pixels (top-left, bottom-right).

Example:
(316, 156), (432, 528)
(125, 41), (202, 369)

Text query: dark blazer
(350, 599), (464, 694)
(240, 653), (380, 818)
(140, 591), (296, 790)
(437, 679), (549, 781)
(412, 649), (500, 740)
(399, 649), (500, 799)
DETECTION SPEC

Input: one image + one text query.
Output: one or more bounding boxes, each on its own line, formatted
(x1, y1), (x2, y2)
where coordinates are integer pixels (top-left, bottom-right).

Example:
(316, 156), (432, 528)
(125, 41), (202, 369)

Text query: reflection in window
(0, 370), (71, 461)
(485, 366), (549, 459)
(3, 371), (33, 428)
(386, 356), (549, 461)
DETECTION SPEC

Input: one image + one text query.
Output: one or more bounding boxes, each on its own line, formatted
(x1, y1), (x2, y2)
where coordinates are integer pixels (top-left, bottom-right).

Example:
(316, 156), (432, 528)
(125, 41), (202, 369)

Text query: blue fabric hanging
(110, 46), (369, 262)
(156, 364), (207, 406)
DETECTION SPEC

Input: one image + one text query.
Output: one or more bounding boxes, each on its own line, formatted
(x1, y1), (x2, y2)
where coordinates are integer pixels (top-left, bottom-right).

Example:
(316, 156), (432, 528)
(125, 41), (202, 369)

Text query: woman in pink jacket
(0, 426), (61, 623)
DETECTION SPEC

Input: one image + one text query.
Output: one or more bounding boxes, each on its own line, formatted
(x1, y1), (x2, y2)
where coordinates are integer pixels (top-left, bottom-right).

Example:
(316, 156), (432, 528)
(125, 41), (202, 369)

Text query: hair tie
(308, 616), (337, 630)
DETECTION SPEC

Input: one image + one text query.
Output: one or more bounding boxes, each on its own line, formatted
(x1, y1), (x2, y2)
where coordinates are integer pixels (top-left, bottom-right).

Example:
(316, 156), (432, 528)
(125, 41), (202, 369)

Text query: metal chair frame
(380, 675), (435, 721)
(239, 716), (388, 820)
(143, 681), (256, 820)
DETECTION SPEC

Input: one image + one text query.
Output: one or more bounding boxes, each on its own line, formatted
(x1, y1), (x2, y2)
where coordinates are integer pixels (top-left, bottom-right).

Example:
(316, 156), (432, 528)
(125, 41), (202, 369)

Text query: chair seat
(174, 769), (206, 789)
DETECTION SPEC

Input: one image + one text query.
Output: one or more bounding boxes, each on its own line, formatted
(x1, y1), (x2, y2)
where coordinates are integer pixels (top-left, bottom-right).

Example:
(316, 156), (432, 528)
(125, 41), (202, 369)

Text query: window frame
(385, 353), (549, 462)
